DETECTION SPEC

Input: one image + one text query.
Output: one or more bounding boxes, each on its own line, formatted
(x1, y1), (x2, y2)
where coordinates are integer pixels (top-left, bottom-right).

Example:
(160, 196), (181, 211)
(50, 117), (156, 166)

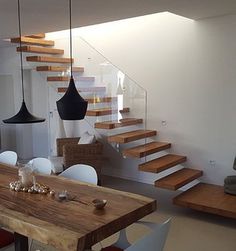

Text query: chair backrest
(28, 157), (52, 175)
(112, 218), (171, 251)
(59, 164), (98, 185)
(0, 151), (17, 166)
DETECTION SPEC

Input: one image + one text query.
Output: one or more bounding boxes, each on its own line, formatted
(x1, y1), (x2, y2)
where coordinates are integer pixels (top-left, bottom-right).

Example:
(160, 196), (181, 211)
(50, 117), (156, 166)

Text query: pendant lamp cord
(17, 0), (25, 101)
(69, 0), (73, 78)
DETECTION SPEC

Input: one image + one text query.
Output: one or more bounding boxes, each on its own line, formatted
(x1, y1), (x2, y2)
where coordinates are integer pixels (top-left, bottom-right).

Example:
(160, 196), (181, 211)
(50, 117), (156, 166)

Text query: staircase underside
(173, 183), (236, 219)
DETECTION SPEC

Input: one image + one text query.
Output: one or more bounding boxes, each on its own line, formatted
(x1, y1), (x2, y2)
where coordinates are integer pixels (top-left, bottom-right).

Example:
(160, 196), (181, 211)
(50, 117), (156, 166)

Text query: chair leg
(14, 233), (28, 251)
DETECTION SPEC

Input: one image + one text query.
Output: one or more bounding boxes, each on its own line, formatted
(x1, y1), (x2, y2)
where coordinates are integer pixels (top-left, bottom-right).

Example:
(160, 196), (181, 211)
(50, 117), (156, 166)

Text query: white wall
(0, 46), (47, 159)
(1, 12), (236, 186)
(75, 12), (236, 185)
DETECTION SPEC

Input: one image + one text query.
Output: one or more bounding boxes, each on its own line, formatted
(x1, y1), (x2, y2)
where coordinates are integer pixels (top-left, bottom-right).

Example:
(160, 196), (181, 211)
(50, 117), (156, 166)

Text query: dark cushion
(101, 246), (123, 251)
(0, 229), (14, 248)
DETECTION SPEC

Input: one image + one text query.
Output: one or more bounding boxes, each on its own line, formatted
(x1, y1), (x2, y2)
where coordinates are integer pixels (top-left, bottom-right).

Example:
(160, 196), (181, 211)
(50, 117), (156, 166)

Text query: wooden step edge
(94, 121), (116, 129)
(86, 108), (113, 116)
(86, 107), (130, 117)
(139, 155), (187, 173)
(115, 118), (143, 128)
(85, 97), (117, 104)
(155, 168), (203, 190)
(11, 37), (54, 46)
(57, 86), (106, 93)
(123, 142), (171, 158)
(95, 118), (143, 129)
(47, 76), (94, 82)
(26, 56), (73, 63)
(36, 66), (84, 72)
(17, 46), (64, 55)
(25, 33), (45, 38)
(108, 130), (157, 144)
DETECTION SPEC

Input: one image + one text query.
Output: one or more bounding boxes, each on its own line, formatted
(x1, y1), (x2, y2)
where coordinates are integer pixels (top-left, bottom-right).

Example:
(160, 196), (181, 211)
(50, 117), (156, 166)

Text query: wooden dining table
(0, 163), (156, 251)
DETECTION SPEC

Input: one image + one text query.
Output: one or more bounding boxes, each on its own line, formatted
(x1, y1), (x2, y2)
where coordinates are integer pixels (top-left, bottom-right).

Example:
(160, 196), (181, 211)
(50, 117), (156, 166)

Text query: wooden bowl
(92, 199), (107, 209)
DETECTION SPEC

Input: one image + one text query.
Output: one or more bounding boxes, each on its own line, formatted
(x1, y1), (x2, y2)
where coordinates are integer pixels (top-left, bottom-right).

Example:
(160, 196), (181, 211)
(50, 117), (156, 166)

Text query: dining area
(0, 151), (169, 251)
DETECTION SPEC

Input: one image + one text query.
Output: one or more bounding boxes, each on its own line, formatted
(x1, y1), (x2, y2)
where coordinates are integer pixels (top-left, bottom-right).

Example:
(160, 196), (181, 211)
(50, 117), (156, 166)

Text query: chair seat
(101, 247), (123, 251)
(0, 229), (14, 248)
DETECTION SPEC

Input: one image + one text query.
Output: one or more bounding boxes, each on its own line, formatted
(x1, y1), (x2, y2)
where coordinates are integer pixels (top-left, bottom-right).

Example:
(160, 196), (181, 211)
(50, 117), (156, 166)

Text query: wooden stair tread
(85, 97), (117, 104)
(108, 130), (157, 144)
(95, 118), (143, 129)
(155, 168), (203, 190)
(27, 56), (73, 64)
(17, 46), (64, 55)
(123, 141), (171, 158)
(139, 154), (187, 173)
(57, 86), (106, 93)
(86, 107), (129, 116)
(86, 108), (113, 116)
(11, 37), (54, 46)
(47, 76), (93, 81)
(173, 183), (236, 219)
(25, 33), (45, 38)
(36, 66), (84, 72)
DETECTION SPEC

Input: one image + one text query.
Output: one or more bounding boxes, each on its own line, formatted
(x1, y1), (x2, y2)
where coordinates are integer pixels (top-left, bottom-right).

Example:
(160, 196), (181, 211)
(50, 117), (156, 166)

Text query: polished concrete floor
(7, 176), (236, 251)
(96, 176), (236, 251)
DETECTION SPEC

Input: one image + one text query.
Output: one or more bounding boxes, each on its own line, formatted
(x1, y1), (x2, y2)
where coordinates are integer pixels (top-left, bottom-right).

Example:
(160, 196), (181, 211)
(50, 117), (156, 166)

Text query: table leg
(14, 232), (29, 251)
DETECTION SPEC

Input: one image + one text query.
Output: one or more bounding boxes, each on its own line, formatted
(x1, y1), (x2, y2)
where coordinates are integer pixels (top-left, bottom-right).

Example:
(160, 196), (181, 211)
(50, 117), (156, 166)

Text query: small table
(0, 164), (156, 251)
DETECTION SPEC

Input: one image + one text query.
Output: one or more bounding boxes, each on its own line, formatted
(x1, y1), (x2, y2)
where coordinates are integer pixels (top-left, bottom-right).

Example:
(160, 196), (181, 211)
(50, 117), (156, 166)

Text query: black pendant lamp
(3, 0), (45, 124)
(56, 0), (88, 120)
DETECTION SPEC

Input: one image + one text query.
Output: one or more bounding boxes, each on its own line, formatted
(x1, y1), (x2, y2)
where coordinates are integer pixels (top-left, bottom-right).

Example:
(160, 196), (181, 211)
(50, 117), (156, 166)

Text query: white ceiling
(0, 0), (236, 39)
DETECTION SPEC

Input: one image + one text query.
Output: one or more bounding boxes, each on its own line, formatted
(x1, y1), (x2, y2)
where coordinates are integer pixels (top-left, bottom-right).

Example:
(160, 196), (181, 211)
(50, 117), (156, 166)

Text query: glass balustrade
(46, 34), (147, 156)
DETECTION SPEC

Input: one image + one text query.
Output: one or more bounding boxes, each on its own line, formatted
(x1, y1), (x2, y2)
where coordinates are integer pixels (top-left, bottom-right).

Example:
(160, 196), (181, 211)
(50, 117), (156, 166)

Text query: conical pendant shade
(3, 101), (45, 124)
(3, 0), (45, 124)
(56, 77), (88, 120)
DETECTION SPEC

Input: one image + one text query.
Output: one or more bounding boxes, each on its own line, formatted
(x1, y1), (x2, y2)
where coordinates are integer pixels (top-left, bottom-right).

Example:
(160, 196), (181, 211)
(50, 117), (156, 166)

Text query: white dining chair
(28, 157), (52, 175)
(59, 164), (98, 185)
(0, 151), (17, 166)
(101, 218), (171, 251)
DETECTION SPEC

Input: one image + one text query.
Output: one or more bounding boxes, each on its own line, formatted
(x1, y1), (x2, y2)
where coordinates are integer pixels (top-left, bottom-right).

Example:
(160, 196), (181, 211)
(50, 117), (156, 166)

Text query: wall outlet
(209, 160), (216, 167)
(161, 120), (167, 126)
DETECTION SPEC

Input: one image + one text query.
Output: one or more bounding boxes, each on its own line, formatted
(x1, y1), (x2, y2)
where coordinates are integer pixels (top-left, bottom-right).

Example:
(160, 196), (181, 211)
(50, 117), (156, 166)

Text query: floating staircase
(9, 33), (206, 212)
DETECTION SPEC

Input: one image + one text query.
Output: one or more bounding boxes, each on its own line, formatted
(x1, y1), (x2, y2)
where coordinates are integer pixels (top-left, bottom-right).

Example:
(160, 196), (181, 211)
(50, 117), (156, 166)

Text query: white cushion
(78, 131), (96, 144)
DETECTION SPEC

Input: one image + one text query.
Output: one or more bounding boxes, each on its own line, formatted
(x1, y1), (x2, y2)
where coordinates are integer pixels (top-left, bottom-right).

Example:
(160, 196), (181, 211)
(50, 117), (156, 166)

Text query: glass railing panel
(46, 34), (147, 156)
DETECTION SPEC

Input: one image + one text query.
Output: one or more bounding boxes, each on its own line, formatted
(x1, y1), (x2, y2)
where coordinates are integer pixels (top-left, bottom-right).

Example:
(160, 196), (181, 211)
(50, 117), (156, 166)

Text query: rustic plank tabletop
(0, 164), (156, 251)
